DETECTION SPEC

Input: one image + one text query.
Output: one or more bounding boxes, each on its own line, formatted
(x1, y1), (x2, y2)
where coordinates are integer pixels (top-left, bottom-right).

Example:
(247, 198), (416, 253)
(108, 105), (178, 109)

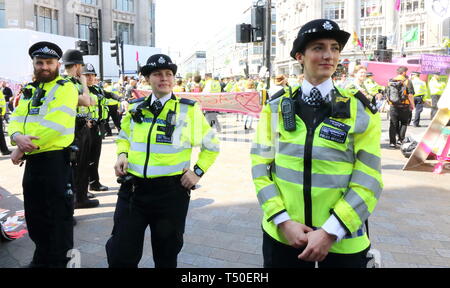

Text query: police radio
(281, 87), (296, 131)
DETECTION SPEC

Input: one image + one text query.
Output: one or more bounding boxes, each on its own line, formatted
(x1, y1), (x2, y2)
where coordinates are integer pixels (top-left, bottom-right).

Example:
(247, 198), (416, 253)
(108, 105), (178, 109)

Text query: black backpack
(386, 79), (407, 105)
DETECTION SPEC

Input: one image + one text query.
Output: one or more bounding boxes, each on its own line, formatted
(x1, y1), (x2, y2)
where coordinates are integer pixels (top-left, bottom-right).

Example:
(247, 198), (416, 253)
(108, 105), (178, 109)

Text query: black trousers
(262, 231), (370, 268)
(413, 96), (424, 126)
(431, 94), (441, 120)
(74, 121), (92, 202)
(106, 175), (190, 268)
(0, 115), (9, 153)
(23, 150), (73, 267)
(105, 105), (121, 134)
(88, 124), (102, 186)
(389, 106), (410, 144)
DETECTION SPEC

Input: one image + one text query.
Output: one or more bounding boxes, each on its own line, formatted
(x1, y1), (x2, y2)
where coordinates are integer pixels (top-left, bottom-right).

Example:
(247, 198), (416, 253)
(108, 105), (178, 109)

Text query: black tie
(304, 87), (324, 107)
(151, 99), (163, 116)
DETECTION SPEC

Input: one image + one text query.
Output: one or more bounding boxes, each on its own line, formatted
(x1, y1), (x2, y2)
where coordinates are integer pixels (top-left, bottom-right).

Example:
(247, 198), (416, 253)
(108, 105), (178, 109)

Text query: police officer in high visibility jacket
(410, 72), (427, 127)
(106, 54), (220, 268)
(429, 74), (447, 119)
(251, 19), (383, 268)
(8, 42), (79, 267)
(0, 88), (11, 155)
(82, 63), (111, 193)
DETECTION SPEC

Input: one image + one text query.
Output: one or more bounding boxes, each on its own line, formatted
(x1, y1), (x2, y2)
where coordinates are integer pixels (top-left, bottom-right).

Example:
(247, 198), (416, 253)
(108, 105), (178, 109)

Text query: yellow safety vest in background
(8, 76), (78, 154)
(429, 78), (446, 95)
(117, 96), (220, 178)
(251, 85), (383, 254)
(0, 90), (6, 116)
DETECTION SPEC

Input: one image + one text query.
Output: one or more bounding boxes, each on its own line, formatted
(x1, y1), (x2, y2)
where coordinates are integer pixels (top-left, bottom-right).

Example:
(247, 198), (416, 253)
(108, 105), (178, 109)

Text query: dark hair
(194, 75), (201, 83)
(397, 66), (408, 74)
(65, 64), (75, 70)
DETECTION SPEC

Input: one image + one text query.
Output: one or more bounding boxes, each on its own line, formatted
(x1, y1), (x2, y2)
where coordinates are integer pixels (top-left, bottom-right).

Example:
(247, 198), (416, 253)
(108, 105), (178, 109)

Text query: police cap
(140, 54), (177, 77)
(62, 49), (85, 65)
(28, 41), (63, 60)
(82, 63), (97, 75)
(290, 19), (350, 59)
(366, 72), (374, 77)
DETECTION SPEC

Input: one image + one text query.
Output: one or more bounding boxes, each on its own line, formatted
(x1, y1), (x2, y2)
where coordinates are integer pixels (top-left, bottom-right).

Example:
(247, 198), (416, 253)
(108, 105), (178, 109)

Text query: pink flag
(394, 0), (401, 11)
(136, 51), (139, 62)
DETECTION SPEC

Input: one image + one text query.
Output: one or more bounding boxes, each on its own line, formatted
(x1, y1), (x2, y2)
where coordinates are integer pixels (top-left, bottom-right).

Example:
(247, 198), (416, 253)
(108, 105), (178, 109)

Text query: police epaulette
(179, 98), (196, 106)
(354, 91), (378, 114)
(268, 88), (286, 103)
(56, 79), (68, 86)
(128, 97), (146, 104)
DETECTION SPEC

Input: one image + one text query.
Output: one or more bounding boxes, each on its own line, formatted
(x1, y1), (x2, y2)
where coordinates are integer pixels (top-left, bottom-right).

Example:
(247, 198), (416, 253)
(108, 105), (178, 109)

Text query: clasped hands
(279, 220), (337, 262)
(10, 135), (40, 165)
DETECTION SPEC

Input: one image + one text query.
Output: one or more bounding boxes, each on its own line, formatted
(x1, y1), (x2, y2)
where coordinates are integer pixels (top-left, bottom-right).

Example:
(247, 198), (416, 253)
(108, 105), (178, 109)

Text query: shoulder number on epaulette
(179, 98), (196, 106)
(128, 97), (146, 104)
(56, 79), (68, 86)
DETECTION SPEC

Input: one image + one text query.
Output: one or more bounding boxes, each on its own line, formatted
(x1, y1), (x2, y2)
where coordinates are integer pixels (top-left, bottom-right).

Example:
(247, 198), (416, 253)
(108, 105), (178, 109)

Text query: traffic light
(251, 6), (265, 42)
(88, 26), (99, 55)
(236, 24), (252, 43)
(76, 40), (89, 55)
(110, 37), (120, 65)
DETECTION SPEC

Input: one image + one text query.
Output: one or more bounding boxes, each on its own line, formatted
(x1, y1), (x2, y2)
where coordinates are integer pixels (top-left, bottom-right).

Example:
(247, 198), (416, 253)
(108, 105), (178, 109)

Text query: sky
(155, 0), (254, 60)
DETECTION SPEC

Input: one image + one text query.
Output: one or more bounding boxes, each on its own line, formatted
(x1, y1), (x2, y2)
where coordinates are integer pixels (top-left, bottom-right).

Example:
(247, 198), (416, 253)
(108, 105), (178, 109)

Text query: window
(114, 0), (134, 12)
(80, 0), (97, 5)
(76, 15), (93, 40)
(114, 21), (134, 44)
(401, 0), (425, 14)
(324, 1), (345, 20)
(360, 27), (382, 50)
(35, 5), (58, 34)
(361, 0), (382, 18)
(403, 23), (425, 48)
(0, 0), (5, 28)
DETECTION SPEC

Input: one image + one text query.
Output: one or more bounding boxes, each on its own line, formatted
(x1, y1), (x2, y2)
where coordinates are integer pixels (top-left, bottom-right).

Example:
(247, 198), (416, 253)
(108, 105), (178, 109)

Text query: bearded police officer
(8, 42), (79, 267)
(251, 19), (383, 268)
(106, 54), (220, 268)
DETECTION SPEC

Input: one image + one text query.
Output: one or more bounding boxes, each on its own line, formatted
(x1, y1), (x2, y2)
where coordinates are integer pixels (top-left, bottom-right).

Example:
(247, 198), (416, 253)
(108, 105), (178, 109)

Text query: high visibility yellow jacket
(203, 80), (221, 93)
(364, 78), (384, 96)
(0, 90), (5, 116)
(251, 85), (383, 254)
(411, 77), (427, 97)
(88, 85), (109, 121)
(117, 95), (220, 179)
(429, 77), (446, 95)
(8, 76), (78, 154)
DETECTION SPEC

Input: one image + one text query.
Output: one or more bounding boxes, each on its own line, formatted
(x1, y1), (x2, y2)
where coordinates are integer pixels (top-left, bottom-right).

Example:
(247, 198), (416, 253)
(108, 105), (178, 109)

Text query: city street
(0, 110), (450, 268)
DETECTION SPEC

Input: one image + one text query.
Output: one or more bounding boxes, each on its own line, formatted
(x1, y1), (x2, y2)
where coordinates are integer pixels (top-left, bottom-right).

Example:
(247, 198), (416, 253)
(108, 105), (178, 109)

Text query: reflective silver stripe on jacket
(356, 150), (381, 171)
(350, 170), (382, 199)
(172, 103), (189, 147)
(257, 184), (279, 206)
(354, 100), (370, 134)
(277, 142), (355, 164)
(128, 161), (190, 177)
(130, 141), (186, 154)
(343, 188), (371, 223)
(202, 130), (219, 152)
(252, 163), (270, 179)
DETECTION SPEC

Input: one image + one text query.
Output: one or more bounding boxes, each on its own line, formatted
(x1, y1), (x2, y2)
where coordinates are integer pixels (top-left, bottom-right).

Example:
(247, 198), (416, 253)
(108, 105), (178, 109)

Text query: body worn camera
(31, 88), (46, 107)
(165, 110), (176, 137)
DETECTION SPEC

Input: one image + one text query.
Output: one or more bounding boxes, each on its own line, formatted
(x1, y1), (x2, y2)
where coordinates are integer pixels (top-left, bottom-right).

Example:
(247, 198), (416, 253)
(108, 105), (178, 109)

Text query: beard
(34, 67), (60, 83)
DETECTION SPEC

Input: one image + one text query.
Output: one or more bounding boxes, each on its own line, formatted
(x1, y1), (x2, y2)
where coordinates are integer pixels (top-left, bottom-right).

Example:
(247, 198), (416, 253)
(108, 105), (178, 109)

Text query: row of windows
(79, 0), (135, 13)
(324, 0), (424, 20)
(33, 5), (134, 44)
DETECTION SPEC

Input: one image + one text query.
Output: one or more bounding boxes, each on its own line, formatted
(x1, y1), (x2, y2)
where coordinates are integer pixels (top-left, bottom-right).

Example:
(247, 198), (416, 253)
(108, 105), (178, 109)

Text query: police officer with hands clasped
(251, 19), (383, 268)
(106, 54), (220, 268)
(8, 42), (85, 267)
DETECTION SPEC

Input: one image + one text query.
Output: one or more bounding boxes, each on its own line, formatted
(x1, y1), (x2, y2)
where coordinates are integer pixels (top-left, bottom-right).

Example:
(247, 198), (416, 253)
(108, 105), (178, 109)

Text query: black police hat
(28, 41), (63, 60)
(366, 72), (374, 77)
(290, 19), (350, 59)
(62, 49), (85, 65)
(82, 63), (96, 75)
(140, 54), (177, 77)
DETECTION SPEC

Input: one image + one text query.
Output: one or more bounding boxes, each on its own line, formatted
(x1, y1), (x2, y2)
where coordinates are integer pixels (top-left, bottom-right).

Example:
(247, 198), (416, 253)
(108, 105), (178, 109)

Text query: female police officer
(106, 54), (219, 268)
(251, 19), (383, 268)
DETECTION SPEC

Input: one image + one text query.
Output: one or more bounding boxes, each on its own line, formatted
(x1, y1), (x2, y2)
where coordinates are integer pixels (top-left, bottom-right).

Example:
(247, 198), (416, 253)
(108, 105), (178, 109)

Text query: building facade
(275, 0), (449, 75)
(179, 51), (207, 78)
(204, 2), (276, 78)
(0, 0), (155, 46)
